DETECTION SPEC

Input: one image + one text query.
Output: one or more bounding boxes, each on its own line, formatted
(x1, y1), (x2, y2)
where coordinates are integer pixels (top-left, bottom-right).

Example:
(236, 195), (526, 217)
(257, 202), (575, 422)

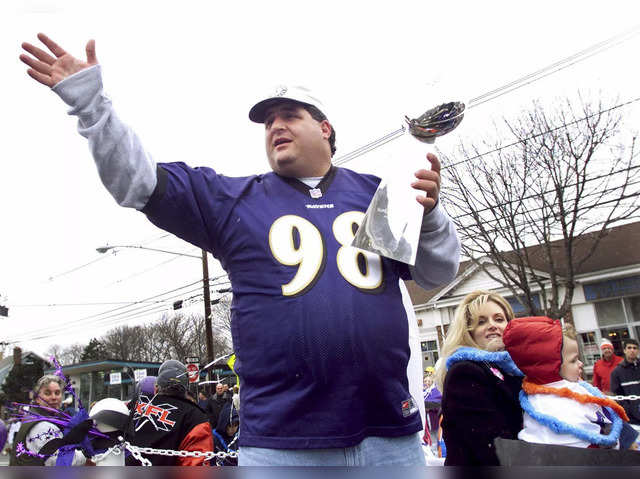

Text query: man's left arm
(409, 153), (460, 290)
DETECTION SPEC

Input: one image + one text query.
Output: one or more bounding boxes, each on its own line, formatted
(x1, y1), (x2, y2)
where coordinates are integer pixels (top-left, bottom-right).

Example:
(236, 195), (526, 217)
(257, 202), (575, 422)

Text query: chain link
(607, 394), (640, 401)
(91, 444), (124, 464)
(122, 441), (238, 466)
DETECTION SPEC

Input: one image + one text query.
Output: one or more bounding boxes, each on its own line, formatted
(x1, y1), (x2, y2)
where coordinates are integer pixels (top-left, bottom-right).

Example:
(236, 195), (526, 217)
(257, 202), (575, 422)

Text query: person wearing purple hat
(19, 33), (461, 466)
(137, 376), (157, 397)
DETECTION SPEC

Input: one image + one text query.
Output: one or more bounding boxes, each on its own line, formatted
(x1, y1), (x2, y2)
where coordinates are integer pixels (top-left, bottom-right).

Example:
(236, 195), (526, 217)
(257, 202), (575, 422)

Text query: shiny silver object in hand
(352, 101), (465, 265)
(404, 101), (466, 143)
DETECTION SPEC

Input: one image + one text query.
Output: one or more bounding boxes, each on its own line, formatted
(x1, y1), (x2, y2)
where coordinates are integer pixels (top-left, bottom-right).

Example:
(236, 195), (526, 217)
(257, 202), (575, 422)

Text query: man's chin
(273, 158), (300, 177)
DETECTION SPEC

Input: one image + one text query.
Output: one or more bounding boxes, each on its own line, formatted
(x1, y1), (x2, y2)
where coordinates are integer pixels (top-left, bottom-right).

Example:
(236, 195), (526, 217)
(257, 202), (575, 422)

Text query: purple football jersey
(143, 163), (421, 448)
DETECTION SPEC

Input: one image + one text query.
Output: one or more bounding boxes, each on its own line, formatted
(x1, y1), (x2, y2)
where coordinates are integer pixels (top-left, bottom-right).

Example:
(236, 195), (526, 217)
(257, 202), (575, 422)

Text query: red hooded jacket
(503, 316), (564, 385)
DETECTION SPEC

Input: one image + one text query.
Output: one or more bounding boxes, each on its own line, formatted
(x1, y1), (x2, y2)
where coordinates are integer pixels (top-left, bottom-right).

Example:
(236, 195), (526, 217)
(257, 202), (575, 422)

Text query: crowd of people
(11, 32), (640, 466)
(6, 360), (240, 466)
(5, 294), (638, 467)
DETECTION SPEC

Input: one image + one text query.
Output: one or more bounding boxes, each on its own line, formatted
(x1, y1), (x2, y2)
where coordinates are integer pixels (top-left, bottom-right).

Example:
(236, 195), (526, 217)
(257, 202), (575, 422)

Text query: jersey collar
(277, 165), (337, 199)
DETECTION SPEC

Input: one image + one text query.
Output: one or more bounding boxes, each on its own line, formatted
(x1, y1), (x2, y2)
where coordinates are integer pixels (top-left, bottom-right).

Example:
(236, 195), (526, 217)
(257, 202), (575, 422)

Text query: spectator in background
(198, 392), (209, 410)
(610, 339), (640, 425)
(4, 419), (21, 456)
(126, 360), (213, 466)
(212, 401), (239, 466)
(127, 376), (156, 412)
(60, 396), (77, 417)
(232, 385), (240, 412)
(222, 383), (234, 401)
(592, 338), (623, 395)
(423, 373), (442, 435)
(207, 383), (230, 428)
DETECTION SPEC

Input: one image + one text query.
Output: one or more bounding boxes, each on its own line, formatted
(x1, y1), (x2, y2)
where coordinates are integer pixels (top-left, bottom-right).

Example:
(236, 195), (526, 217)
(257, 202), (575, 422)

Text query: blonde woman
(436, 291), (524, 465)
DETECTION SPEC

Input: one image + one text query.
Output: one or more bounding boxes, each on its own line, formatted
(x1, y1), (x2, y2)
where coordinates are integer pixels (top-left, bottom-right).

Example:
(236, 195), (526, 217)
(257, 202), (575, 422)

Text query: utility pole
(202, 250), (214, 367)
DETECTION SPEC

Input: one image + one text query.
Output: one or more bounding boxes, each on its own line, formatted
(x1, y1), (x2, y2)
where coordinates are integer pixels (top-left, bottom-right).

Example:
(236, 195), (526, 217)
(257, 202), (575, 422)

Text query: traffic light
(0, 305), (8, 317)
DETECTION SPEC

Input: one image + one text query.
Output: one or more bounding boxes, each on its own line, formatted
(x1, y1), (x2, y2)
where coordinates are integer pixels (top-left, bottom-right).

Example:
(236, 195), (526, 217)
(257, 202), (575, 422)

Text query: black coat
(206, 393), (230, 427)
(610, 359), (640, 425)
(126, 394), (212, 466)
(442, 360), (523, 466)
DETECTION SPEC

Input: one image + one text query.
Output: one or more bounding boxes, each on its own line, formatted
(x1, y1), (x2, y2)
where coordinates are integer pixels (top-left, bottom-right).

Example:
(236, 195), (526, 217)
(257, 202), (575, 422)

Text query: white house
(406, 221), (640, 378)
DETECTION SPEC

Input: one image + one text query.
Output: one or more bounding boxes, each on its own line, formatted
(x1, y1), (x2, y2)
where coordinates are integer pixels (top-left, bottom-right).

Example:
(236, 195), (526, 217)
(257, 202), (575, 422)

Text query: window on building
(627, 295), (640, 322)
(507, 294), (541, 318)
(578, 331), (600, 366)
(421, 340), (439, 368)
(594, 299), (626, 327)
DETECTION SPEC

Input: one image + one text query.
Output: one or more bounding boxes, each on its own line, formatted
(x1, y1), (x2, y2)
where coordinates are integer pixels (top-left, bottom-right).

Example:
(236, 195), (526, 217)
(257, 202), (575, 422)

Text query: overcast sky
(1, 0), (639, 356)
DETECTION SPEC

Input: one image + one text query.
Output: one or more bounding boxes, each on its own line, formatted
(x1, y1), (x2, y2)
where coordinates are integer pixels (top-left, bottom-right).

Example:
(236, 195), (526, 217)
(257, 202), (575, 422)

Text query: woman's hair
(434, 291), (515, 389)
(33, 374), (65, 399)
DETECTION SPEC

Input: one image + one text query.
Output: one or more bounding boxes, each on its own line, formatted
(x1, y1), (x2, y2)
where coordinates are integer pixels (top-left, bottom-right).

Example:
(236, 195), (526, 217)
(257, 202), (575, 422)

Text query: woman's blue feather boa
(446, 346), (524, 377)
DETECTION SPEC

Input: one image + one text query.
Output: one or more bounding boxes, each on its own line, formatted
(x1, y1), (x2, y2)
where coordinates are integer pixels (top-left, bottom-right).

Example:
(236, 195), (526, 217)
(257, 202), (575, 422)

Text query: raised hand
(411, 152), (442, 214)
(20, 33), (97, 88)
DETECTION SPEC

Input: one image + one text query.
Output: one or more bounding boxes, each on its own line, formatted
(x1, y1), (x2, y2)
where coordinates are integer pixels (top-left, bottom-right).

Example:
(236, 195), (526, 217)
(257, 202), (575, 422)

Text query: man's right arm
(20, 34), (156, 210)
(52, 65), (157, 209)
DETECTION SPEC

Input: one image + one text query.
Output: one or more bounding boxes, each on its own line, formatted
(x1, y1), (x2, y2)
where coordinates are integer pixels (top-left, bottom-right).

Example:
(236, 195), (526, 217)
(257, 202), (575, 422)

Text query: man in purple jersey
(20, 33), (460, 466)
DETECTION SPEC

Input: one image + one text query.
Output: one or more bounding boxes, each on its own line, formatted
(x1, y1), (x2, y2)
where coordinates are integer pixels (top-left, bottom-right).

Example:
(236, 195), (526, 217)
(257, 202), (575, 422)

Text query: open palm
(20, 33), (97, 88)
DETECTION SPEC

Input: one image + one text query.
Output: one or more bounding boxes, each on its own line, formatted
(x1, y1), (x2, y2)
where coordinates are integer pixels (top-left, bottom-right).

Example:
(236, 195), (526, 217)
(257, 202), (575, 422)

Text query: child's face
(559, 338), (583, 382)
(227, 422), (239, 436)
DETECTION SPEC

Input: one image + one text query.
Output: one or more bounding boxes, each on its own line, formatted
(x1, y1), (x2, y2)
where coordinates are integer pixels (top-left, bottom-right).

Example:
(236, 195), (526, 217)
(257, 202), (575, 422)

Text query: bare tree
(97, 312), (231, 363)
(440, 95), (640, 321)
(211, 295), (232, 345)
(102, 325), (146, 361)
(46, 343), (85, 365)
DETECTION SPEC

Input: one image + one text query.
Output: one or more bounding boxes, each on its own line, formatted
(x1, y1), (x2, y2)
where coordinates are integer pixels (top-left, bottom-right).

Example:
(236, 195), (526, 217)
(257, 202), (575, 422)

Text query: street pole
(96, 244), (218, 375)
(202, 250), (214, 370)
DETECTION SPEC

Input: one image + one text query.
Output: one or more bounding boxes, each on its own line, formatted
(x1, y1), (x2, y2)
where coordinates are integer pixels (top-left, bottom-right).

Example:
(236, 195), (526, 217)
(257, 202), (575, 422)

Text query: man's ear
(320, 120), (332, 140)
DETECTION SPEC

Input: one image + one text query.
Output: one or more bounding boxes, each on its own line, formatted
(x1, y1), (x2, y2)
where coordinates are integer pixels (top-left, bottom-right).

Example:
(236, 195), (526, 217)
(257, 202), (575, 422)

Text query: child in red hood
(503, 317), (633, 449)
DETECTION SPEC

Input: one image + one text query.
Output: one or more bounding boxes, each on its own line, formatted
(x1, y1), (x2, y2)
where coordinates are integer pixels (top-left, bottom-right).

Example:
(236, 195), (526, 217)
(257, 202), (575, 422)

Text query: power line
(449, 185), (640, 238)
(444, 162), (640, 221)
(468, 25), (640, 107)
(441, 96), (640, 171)
(44, 254), (113, 283)
(6, 278), (232, 344)
(8, 301), (169, 307)
(332, 26), (640, 167)
(5, 279), (204, 342)
(446, 178), (640, 228)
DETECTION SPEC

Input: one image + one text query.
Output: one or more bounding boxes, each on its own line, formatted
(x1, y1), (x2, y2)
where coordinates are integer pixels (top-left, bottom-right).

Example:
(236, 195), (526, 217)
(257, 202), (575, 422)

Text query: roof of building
(405, 220), (640, 306)
(44, 359), (162, 376)
(0, 350), (51, 389)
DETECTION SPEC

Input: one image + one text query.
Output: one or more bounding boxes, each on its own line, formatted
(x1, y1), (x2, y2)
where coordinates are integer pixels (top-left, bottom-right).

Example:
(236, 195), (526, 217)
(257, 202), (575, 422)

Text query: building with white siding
(406, 221), (640, 379)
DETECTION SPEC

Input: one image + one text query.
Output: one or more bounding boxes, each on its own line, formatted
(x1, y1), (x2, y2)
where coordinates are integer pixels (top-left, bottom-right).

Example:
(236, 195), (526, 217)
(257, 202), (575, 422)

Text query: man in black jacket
(126, 360), (213, 465)
(206, 383), (230, 428)
(610, 339), (640, 425)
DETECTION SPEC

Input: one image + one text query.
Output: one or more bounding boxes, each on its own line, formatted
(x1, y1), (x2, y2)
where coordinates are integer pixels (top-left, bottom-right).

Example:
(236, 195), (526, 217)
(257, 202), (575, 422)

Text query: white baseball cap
(249, 85), (326, 123)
